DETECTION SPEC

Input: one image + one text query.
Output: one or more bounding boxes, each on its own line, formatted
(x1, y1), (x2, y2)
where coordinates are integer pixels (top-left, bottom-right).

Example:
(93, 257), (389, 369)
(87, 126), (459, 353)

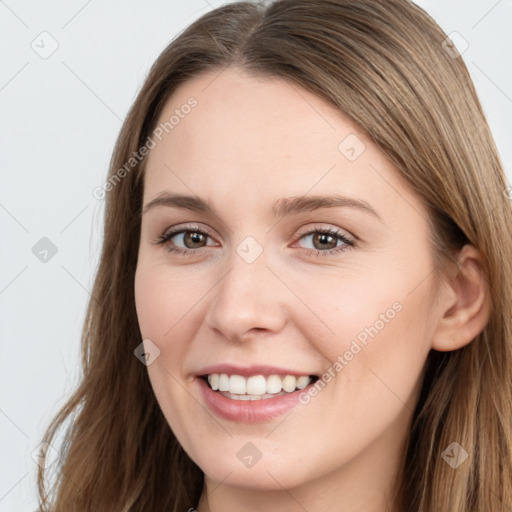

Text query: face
(134, 67), (441, 492)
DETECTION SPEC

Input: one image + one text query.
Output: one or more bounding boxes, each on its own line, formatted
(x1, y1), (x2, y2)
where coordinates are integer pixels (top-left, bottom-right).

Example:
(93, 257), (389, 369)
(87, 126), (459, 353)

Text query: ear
(431, 244), (491, 352)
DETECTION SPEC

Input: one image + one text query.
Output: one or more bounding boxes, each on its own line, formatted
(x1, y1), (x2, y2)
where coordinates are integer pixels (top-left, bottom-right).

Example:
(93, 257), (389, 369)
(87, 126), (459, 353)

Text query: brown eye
(297, 228), (353, 254)
(156, 226), (218, 256)
(181, 231), (207, 248)
(310, 232), (338, 250)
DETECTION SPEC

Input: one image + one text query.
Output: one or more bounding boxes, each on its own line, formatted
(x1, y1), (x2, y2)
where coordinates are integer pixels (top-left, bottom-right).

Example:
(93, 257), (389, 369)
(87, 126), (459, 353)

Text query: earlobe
(431, 244), (491, 352)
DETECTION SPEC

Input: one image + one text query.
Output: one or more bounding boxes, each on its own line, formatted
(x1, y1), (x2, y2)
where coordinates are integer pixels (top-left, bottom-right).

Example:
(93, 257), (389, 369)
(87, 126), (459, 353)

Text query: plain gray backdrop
(1, 0), (511, 509)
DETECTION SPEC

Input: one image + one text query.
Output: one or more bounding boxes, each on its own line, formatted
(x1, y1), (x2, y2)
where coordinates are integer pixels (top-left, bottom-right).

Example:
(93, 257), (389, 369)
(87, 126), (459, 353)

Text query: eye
(153, 224), (218, 256)
(153, 224), (355, 258)
(294, 226), (355, 257)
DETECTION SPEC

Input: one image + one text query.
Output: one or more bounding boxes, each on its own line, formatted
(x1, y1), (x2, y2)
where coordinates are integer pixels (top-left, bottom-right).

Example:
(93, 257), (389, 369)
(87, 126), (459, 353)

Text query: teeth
(205, 373), (314, 396)
(282, 375), (296, 392)
(247, 375), (267, 395)
(229, 375), (246, 394)
(296, 376), (310, 389)
(222, 390), (289, 400)
(266, 375), (282, 394)
(218, 373), (230, 392)
(208, 374), (219, 390)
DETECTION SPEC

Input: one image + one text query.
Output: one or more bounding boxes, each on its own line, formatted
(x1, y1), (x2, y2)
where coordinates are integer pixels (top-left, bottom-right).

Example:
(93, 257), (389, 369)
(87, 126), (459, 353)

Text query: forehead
(147, 67), (350, 173)
(142, 67), (424, 224)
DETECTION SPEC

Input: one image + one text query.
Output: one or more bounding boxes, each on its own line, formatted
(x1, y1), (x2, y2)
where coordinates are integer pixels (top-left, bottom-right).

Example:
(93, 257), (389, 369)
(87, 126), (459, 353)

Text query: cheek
(134, 263), (193, 401)
(285, 265), (413, 362)
(134, 263), (198, 442)
(134, 262), (203, 342)
(319, 283), (432, 426)
(288, 256), (434, 414)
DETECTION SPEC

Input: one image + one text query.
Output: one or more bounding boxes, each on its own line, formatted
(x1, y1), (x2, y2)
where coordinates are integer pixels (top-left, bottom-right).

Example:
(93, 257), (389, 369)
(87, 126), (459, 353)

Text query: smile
(204, 373), (317, 399)
(196, 367), (320, 423)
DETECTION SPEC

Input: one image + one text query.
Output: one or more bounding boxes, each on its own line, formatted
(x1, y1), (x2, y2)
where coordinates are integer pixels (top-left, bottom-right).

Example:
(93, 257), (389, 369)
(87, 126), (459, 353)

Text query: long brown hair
(37, 1), (512, 510)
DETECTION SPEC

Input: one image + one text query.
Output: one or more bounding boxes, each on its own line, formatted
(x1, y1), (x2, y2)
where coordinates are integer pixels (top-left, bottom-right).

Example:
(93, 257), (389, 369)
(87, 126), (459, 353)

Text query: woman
(37, 1), (512, 511)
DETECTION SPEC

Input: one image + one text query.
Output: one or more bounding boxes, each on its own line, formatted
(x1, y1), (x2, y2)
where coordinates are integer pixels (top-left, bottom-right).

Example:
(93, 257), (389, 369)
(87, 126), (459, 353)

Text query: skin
(134, 67), (490, 512)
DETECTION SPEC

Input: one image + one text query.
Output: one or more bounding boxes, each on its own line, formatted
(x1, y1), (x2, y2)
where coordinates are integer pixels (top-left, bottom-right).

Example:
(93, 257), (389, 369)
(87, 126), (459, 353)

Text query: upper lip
(196, 363), (319, 378)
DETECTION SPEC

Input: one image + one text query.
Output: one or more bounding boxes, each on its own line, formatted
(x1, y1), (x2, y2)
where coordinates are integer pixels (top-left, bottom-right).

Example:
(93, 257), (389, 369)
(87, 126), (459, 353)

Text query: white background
(1, 1), (511, 509)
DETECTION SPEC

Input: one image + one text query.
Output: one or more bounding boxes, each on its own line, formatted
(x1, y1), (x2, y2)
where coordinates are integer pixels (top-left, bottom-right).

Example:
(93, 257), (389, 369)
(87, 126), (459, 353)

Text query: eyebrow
(142, 192), (382, 221)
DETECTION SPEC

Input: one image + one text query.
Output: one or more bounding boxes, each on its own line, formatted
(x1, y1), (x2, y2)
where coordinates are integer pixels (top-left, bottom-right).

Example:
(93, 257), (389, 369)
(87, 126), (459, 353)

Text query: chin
(194, 449), (315, 491)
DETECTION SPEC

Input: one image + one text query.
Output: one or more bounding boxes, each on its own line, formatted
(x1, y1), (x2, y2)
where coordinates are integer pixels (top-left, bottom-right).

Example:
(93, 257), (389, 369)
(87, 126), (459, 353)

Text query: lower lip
(196, 377), (315, 423)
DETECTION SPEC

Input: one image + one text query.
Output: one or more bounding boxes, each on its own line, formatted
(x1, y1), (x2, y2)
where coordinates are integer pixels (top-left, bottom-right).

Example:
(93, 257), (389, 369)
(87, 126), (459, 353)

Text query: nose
(204, 249), (288, 343)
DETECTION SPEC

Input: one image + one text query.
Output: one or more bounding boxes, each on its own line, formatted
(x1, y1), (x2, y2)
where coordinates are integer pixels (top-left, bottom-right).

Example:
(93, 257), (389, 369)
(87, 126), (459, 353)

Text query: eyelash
(153, 224), (355, 258)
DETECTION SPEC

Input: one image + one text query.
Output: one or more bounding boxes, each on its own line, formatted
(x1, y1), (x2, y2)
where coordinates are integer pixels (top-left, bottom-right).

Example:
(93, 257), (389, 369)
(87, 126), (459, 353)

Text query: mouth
(199, 373), (320, 401)
(195, 366), (322, 423)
